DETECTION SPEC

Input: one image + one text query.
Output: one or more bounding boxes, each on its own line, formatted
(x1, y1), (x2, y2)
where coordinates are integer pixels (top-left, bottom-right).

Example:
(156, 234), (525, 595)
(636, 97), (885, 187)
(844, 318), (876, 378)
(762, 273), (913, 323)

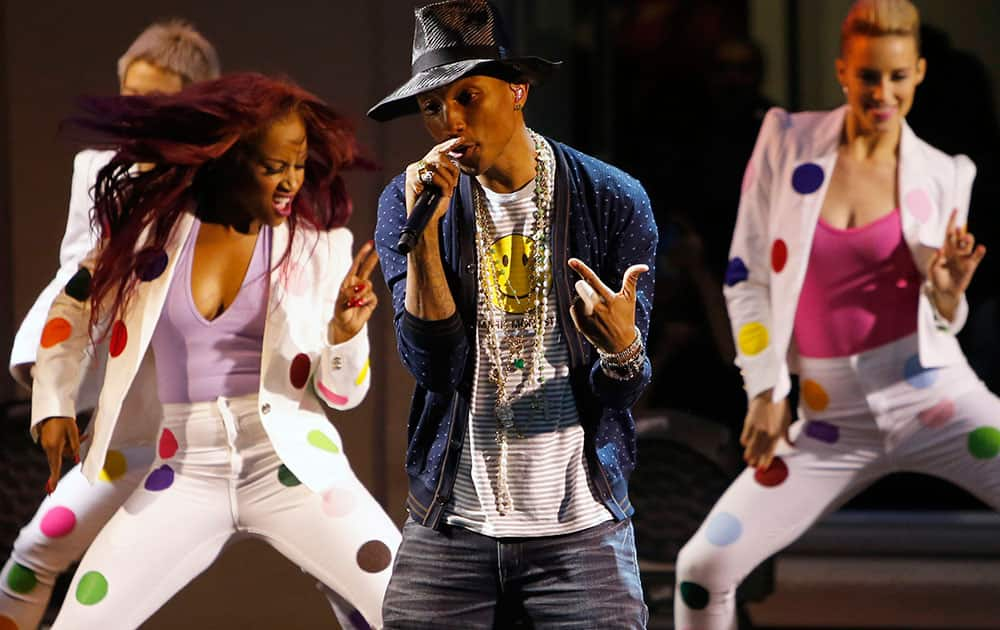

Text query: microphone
(396, 185), (443, 254)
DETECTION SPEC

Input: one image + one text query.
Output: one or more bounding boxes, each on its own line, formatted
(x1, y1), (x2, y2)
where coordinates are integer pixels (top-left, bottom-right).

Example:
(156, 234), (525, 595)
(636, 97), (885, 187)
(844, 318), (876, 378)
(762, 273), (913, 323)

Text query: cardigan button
(261, 403), (271, 414)
(465, 263), (474, 274)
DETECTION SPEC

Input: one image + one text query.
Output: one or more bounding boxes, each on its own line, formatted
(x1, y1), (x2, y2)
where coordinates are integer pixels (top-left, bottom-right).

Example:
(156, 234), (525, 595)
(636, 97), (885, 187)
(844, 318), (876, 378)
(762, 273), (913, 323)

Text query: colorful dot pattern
(108, 321), (127, 358)
(754, 456), (789, 487)
(737, 322), (769, 356)
(805, 420), (839, 444)
(802, 380), (829, 411)
(705, 512), (742, 546)
(278, 464), (301, 487)
(135, 248), (168, 281)
(724, 257), (749, 287)
(315, 379), (349, 406)
(904, 189), (933, 224)
(40, 318), (72, 348)
(903, 355), (938, 389)
(6, 563), (37, 594)
(40, 506), (77, 538)
(968, 427), (1000, 460)
(290, 353), (311, 389)
(918, 399), (955, 428)
(98, 450), (128, 482)
(322, 487), (358, 518)
(76, 571), (108, 605)
(144, 465), (175, 491)
(792, 163), (824, 194)
(770, 239), (788, 273)
(159, 429), (178, 459)
(679, 581), (710, 610)
(65, 268), (92, 302)
(356, 540), (392, 573)
(307, 430), (340, 454)
(355, 359), (370, 386)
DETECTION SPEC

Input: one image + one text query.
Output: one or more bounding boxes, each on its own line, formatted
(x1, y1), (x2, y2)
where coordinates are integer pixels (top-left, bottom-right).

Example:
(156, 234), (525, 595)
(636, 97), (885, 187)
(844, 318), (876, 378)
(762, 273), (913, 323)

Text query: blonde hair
(117, 20), (221, 85)
(841, 0), (921, 55)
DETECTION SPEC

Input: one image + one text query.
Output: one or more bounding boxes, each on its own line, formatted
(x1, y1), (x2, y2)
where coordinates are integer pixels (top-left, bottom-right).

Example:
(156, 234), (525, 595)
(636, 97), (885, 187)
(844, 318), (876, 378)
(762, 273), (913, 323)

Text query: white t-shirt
(444, 177), (611, 537)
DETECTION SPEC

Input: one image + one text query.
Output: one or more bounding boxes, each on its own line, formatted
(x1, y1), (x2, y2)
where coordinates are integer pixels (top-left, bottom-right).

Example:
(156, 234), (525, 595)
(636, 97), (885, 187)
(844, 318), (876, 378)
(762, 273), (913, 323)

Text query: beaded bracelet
(598, 327), (645, 380)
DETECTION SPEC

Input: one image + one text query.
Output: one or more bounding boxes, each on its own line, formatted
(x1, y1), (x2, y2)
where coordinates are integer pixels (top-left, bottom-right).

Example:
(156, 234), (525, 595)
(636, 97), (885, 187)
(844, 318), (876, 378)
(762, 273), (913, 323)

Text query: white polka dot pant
(675, 334), (1000, 630)
(49, 394), (400, 630)
(0, 446), (153, 630)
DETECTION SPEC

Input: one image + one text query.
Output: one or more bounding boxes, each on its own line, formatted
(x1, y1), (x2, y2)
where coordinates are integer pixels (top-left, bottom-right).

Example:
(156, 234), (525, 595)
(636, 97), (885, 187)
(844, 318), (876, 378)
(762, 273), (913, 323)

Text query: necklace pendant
(512, 357), (525, 369)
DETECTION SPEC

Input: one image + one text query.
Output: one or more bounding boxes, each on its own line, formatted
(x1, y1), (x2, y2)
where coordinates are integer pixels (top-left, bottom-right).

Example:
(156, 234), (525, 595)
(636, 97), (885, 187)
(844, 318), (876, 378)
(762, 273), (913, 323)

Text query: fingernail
(45, 479), (54, 494)
(348, 298), (359, 308)
(367, 239), (375, 248)
(353, 284), (365, 293)
(74, 454), (80, 464)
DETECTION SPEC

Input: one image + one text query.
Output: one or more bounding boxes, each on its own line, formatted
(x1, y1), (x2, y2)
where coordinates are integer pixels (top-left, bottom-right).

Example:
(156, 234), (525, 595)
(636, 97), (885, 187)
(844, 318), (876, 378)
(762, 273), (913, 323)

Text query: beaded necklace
(472, 128), (554, 515)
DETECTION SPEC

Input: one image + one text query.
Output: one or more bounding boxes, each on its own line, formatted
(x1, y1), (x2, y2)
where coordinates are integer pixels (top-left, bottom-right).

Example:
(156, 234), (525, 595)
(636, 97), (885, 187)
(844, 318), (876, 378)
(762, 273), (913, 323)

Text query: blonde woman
(675, 1), (999, 627)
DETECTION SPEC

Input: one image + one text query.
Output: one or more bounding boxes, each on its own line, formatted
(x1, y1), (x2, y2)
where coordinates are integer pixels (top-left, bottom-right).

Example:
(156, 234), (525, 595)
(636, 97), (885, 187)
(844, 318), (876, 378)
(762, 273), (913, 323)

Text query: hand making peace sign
(330, 240), (380, 344)
(926, 209), (987, 321)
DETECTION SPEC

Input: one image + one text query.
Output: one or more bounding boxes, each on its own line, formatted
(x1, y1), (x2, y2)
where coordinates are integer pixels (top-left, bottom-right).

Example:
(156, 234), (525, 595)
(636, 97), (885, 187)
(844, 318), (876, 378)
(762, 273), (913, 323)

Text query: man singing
(370, 2), (657, 627)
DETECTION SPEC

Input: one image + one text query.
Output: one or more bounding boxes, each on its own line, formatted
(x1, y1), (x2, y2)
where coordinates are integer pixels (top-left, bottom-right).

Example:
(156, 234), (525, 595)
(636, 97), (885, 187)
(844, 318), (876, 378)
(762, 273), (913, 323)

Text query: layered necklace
(472, 128), (554, 515)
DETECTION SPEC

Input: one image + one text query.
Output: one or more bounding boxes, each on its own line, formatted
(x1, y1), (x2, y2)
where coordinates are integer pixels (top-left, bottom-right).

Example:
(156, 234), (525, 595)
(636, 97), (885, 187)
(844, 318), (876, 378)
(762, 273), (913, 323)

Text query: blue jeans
(382, 517), (648, 629)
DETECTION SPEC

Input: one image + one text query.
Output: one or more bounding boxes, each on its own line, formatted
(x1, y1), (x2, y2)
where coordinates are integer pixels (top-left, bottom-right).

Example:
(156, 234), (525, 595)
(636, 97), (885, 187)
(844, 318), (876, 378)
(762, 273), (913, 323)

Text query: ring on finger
(416, 160), (436, 185)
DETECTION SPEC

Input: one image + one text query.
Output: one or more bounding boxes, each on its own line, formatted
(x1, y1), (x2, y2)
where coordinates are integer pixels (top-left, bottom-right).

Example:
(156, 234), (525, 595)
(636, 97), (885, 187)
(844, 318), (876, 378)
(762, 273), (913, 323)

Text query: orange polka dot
(802, 379), (829, 411)
(40, 318), (72, 348)
(0, 614), (20, 630)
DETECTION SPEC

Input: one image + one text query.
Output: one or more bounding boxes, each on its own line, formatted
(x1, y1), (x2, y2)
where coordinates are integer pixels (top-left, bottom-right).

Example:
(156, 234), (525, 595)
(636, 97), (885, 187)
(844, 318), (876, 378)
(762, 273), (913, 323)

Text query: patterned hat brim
(367, 56), (561, 122)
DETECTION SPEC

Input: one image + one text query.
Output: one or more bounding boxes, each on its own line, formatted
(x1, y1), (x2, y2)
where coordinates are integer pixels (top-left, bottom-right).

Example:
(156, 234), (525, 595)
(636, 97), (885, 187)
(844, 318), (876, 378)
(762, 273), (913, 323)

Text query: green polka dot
(278, 464), (301, 487)
(968, 427), (1000, 460)
(76, 571), (108, 605)
(307, 430), (340, 454)
(6, 563), (37, 594)
(680, 581), (710, 610)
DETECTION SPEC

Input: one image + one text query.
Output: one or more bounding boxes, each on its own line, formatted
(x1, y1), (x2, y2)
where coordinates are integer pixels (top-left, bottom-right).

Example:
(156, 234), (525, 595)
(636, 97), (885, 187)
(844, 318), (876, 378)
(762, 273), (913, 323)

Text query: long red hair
(66, 72), (367, 337)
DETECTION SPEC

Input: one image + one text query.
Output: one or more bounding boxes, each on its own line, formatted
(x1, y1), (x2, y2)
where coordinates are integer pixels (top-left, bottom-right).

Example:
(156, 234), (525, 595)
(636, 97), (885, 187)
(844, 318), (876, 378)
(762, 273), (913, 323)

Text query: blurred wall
(1, 1), (433, 627)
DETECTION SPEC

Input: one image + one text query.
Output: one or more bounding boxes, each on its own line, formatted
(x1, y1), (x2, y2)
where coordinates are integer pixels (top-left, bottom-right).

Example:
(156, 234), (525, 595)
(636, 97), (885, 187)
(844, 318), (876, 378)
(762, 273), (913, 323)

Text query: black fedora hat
(367, 0), (561, 122)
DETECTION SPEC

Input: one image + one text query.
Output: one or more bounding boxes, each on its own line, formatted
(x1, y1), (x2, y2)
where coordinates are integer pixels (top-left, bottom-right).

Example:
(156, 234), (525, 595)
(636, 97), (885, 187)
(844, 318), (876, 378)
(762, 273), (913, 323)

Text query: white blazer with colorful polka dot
(725, 105), (976, 403)
(30, 211), (371, 492)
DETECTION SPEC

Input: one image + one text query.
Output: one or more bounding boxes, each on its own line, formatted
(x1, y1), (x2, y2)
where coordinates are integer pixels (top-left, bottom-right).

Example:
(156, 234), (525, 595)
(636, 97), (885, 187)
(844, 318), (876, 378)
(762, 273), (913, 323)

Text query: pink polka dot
(40, 506), (77, 538)
(315, 379), (349, 406)
(159, 428), (178, 459)
(290, 353), (311, 389)
(321, 487), (358, 518)
(905, 189), (933, 224)
(771, 239), (788, 273)
(741, 162), (755, 194)
(109, 321), (127, 358)
(919, 399), (955, 428)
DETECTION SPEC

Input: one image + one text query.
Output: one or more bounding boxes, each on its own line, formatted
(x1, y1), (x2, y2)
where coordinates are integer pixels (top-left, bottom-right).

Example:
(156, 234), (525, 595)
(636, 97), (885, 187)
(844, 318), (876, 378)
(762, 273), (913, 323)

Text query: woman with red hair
(30, 73), (400, 629)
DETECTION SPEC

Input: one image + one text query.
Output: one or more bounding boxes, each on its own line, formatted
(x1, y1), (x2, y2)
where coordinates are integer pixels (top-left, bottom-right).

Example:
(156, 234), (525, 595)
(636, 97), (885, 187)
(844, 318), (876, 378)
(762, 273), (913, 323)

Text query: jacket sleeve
(588, 176), (657, 410)
(723, 107), (786, 401)
(374, 173), (469, 393)
(9, 150), (107, 386)
(30, 246), (100, 440)
(313, 229), (372, 410)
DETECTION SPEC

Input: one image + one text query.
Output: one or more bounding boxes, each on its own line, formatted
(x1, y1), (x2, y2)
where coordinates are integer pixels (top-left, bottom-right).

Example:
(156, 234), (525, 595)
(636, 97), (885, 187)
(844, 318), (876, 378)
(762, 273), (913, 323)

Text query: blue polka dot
(135, 249), (168, 282)
(705, 512), (743, 546)
(792, 163), (824, 194)
(725, 257), (749, 287)
(904, 355), (938, 389)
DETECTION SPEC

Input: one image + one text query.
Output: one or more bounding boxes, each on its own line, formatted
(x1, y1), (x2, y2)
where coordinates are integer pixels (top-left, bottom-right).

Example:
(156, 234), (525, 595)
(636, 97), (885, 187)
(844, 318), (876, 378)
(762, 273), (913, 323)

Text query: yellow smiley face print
(486, 234), (550, 314)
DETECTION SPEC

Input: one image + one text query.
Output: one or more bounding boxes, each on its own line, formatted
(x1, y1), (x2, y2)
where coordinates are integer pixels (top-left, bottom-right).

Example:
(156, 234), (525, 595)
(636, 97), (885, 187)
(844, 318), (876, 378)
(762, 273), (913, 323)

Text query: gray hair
(117, 19), (221, 85)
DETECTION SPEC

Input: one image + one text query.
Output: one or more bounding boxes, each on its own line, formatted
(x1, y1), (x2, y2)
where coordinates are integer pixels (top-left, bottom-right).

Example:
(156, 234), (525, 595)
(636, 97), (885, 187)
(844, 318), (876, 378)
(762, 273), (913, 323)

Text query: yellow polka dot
(737, 322), (769, 356)
(355, 358), (370, 387)
(802, 379), (830, 411)
(98, 450), (127, 482)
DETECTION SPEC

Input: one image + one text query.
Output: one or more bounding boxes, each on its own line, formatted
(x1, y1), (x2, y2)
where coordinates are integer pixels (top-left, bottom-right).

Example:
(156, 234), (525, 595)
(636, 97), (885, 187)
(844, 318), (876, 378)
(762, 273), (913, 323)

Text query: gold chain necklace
(473, 129), (554, 515)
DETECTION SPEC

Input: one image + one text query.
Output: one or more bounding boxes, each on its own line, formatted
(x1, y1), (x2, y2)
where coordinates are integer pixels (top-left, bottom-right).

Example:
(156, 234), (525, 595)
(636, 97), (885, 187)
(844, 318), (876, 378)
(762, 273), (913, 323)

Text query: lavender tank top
(794, 209), (921, 358)
(151, 219), (270, 403)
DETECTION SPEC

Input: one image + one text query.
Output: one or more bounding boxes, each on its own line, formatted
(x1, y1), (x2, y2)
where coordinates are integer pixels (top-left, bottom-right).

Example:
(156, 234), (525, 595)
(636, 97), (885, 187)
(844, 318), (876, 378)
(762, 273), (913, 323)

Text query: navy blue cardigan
(375, 138), (658, 528)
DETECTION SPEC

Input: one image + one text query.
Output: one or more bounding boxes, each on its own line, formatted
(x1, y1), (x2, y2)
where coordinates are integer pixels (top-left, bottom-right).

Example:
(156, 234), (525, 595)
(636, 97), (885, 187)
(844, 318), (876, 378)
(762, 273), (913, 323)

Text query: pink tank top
(793, 209), (920, 358)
